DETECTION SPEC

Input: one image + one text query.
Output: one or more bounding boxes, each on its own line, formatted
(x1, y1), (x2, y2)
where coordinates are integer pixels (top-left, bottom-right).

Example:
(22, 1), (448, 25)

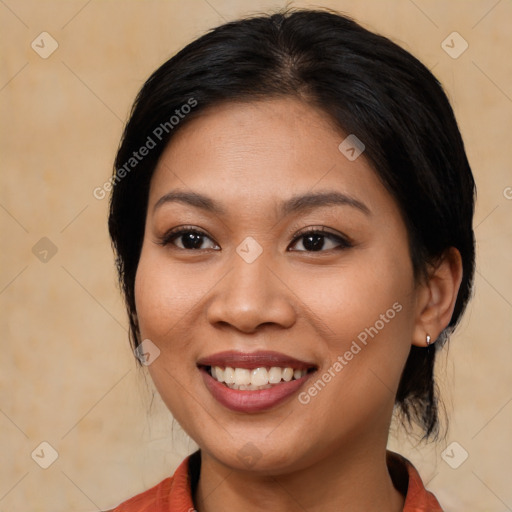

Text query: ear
(412, 247), (463, 347)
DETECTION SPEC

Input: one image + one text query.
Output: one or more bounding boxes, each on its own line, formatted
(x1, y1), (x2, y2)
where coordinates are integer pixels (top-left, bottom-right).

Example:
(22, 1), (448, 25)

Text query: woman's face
(135, 97), (422, 473)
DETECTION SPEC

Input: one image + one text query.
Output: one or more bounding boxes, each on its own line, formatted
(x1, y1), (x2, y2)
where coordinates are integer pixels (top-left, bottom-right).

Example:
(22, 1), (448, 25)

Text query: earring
(426, 334), (431, 347)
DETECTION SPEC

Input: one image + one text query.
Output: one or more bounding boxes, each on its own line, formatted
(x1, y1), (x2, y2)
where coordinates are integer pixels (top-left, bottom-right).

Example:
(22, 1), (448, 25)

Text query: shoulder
(104, 477), (173, 511)
(387, 450), (444, 511)
(104, 455), (195, 511)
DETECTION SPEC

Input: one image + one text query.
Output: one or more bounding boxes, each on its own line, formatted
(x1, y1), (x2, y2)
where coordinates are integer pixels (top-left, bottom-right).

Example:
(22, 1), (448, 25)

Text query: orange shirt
(109, 450), (443, 511)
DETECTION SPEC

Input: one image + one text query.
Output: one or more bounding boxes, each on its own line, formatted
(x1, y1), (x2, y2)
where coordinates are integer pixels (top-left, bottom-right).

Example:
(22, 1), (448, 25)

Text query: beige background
(1, 0), (511, 510)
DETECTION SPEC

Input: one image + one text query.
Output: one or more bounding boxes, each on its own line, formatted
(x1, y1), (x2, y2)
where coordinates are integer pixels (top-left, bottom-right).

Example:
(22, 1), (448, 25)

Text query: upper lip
(197, 350), (317, 370)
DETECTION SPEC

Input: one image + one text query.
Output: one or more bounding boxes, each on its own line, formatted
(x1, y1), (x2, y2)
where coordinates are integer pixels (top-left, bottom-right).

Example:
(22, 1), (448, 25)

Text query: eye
(157, 226), (352, 252)
(288, 227), (352, 252)
(157, 226), (219, 250)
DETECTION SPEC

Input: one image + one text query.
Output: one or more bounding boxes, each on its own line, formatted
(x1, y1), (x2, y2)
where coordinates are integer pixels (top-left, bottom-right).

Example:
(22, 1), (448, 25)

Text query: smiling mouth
(202, 365), (316, 391)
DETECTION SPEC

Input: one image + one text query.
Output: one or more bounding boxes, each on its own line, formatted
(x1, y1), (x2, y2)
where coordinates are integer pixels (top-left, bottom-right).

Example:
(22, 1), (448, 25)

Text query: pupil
(181, 233), (326, 251)
(304, 234), (324, 251)
(183, 233), (203, 249)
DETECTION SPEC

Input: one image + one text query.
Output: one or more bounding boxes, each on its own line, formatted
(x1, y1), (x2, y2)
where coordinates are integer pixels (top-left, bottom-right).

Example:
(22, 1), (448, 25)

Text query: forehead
(147, 98), (390, 217)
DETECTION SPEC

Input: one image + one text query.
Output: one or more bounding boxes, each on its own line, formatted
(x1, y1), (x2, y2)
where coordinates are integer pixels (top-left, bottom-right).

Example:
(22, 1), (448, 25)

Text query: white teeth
(268, 367), (283, 384)
(251, 367), (269, 387)
(282, 368), (294, 382)
(213, 366), (224, 382)
(209, 365), (309, 389)
(234, 368), (251, 386)
(224, 366), (235, 384)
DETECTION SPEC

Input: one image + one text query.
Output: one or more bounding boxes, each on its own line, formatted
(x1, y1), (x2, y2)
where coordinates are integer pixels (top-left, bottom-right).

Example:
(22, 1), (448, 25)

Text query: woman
(106, 8), (475, 511)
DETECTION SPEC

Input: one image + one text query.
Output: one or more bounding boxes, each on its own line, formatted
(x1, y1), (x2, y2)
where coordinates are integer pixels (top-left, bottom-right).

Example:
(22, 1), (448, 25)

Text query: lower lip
(200, 368), (313, 413)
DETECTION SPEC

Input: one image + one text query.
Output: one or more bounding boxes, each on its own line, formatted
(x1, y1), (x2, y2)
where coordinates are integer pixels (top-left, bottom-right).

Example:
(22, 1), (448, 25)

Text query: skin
(134, 97), (462, 512)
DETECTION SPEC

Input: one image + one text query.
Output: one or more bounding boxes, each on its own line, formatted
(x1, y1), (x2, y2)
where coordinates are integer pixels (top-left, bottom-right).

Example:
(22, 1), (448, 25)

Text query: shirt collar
(159, 449), (444, 511)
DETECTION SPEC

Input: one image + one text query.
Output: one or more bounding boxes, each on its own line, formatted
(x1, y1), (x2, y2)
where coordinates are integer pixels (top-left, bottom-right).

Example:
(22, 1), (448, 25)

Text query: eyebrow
(153, 190), (371, 217)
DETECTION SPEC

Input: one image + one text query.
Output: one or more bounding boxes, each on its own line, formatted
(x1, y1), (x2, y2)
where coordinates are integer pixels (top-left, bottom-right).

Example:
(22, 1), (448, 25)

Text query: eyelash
(156, 225), (353, 252)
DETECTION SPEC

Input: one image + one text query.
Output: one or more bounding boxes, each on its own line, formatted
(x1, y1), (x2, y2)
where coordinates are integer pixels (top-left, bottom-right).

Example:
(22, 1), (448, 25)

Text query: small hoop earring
(426, 334), (431, 347)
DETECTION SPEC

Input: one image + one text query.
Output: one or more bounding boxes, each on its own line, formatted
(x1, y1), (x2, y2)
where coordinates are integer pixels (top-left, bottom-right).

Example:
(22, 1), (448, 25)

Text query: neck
(194, 442), (405, 512)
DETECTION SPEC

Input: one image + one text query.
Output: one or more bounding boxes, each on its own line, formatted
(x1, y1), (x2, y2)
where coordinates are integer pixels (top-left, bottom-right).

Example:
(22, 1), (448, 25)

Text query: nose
(205, 250), (296, 334)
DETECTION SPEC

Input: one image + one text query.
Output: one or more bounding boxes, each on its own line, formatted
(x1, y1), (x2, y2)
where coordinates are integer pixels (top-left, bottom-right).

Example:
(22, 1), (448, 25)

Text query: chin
(196, 430), (317, 475)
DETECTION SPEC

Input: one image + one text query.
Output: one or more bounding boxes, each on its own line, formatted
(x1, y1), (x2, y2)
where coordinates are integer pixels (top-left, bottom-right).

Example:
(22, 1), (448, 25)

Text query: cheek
(306, 274), (413, 423)
(134, 248), (205, 422)
(134, 248), (207, 344)
(133, 250), (204, 419)
(291, 251), (414, 351)
(290, 251), (416, 410)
